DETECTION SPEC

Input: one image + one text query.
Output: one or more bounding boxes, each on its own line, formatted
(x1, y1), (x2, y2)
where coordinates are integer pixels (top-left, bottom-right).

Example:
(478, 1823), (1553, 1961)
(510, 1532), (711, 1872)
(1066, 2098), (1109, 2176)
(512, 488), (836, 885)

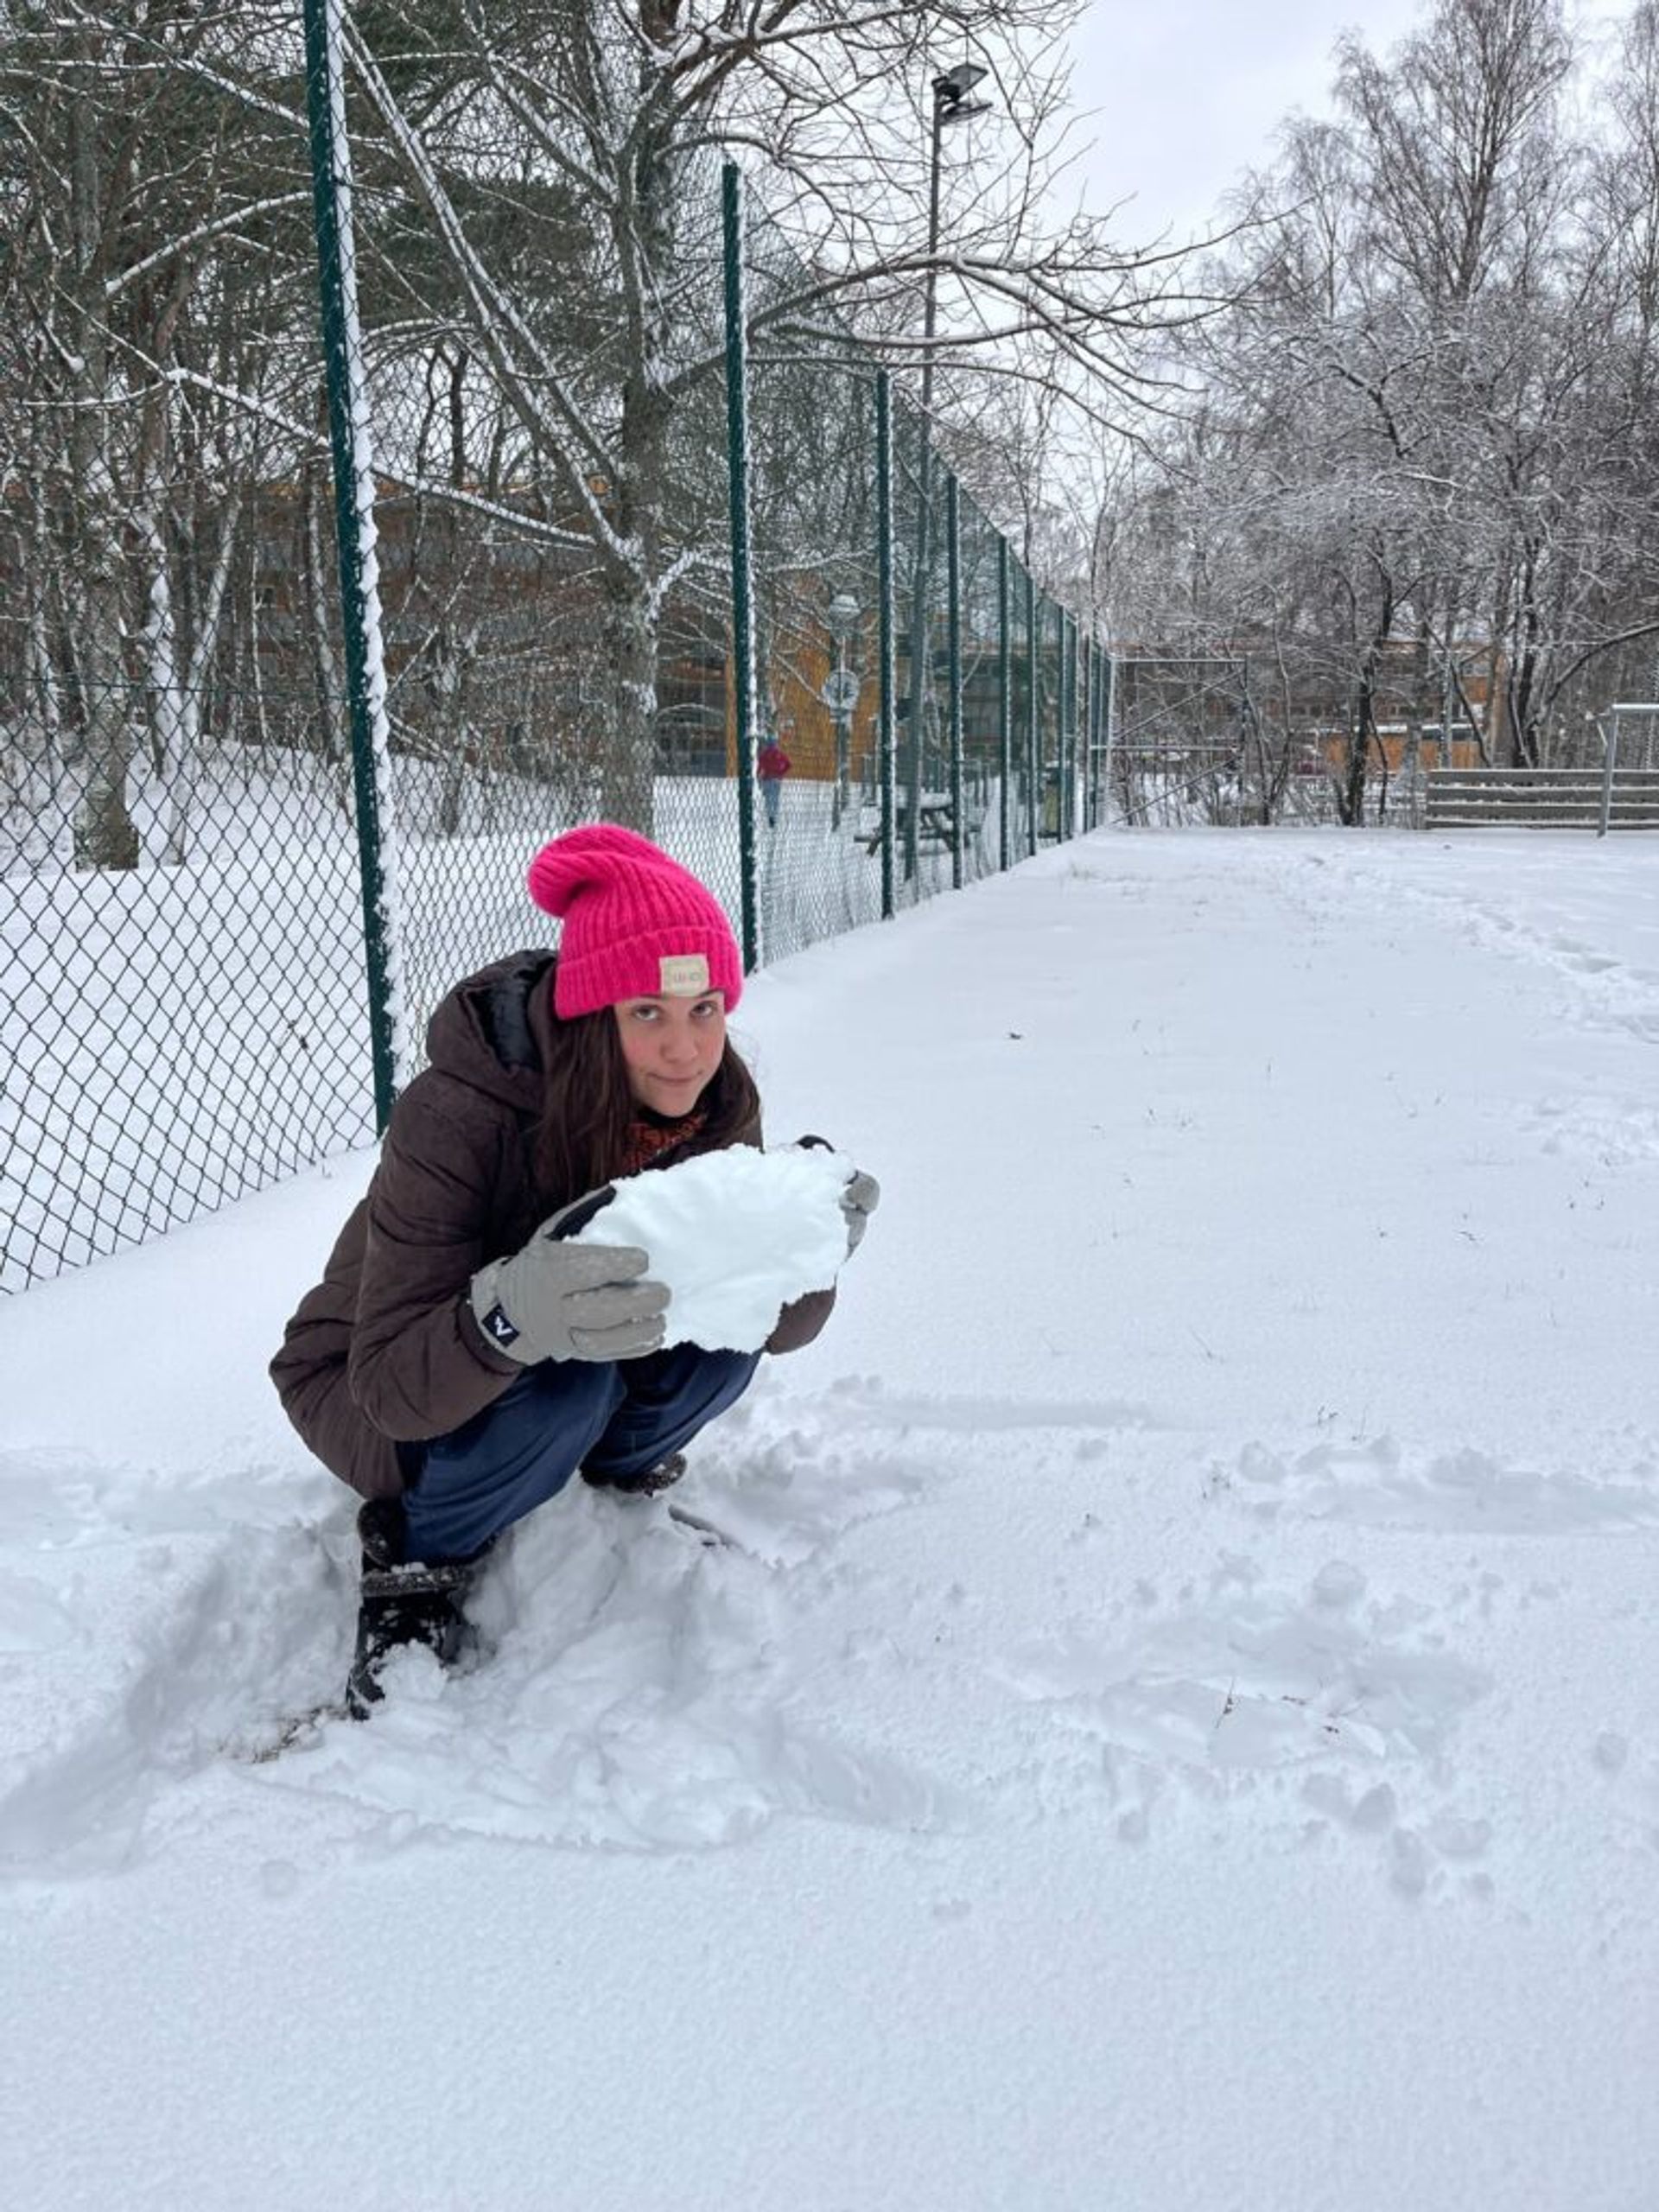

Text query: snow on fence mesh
(0, 39), (1104, 1294)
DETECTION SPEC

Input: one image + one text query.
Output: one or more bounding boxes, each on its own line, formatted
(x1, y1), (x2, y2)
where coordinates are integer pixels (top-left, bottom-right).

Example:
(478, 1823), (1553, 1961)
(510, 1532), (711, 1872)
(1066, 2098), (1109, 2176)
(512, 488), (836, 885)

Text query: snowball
(572, 1143), (852, 1352)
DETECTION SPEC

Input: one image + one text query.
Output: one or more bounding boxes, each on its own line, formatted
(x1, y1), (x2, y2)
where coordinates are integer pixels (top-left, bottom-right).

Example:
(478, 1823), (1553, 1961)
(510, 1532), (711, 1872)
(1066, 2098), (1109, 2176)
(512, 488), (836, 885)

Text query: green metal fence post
(1079, 636), (1090, 830)
(721, 162), (760, 972)
(1098, 638), (1109, 830)
(1058, 611), (1071, 841)
(1073, 622), (1084, 837)
(1060, 606), (1074, 841)
(1065, 606), (1079, 836)
(997, 537), (1012, 870)
(875, 371), (896, 920)
(1055, 603), (1067, 840)
(302, 0), (400, 1130)
(1093, 640), (1108, 830)
(1101, 649), (1115, 823)
(1092, 641), (1106, 831)
(1069, 617), (1081, 837)
(946, 475), (963, 891)
(1025, 572), (1039, 855)
(1073, 627), (1085, 836)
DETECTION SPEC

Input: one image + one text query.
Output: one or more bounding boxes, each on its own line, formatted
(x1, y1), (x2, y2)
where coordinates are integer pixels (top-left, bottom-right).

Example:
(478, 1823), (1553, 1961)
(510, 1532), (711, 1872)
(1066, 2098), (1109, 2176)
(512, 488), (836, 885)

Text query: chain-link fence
(734, 188), (1100, 959)
(0, 6), (1106, 1293)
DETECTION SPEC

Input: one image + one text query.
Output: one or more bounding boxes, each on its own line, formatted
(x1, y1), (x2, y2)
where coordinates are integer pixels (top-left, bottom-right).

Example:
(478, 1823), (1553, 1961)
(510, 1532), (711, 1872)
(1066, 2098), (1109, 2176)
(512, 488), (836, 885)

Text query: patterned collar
(619, 1106), (708, 1177)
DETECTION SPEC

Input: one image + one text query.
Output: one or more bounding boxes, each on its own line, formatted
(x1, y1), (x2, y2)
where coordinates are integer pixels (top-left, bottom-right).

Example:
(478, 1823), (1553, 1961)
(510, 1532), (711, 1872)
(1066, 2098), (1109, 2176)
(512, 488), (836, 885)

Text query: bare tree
(1335, 0), (1570, 309)
(0, 2), (321, 868)
(311, 0), (1194, 827)
(1087, 0), (1659, 817)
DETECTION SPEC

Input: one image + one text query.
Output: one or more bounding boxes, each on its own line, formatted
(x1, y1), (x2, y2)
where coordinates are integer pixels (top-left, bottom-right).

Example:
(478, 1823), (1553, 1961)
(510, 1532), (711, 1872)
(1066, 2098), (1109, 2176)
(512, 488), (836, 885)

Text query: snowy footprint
(985, 1555), (1498, 1891)
(257, 1486), (958, 1851)
(0, 1516), (350, 1878)
(996, 1574), (1489, 1780)
(0, 1401), (950, 1878)
(1231, 1436), (1659, 1535)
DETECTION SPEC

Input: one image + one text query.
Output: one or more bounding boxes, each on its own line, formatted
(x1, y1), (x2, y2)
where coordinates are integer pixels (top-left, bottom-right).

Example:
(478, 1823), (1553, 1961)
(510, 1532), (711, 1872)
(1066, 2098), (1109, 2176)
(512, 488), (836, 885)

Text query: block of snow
(569, 1143), (852, 1352)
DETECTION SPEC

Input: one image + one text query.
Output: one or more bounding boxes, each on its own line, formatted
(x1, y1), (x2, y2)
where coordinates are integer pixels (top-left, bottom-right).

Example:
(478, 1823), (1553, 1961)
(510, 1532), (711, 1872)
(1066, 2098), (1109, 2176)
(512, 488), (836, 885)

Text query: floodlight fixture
(933, 61), (989, 111)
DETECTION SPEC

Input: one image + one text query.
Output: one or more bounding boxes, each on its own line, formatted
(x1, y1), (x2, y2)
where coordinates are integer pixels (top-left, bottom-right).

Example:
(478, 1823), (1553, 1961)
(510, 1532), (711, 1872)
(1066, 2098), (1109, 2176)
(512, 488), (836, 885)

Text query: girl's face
(613, 992), (728, 1114)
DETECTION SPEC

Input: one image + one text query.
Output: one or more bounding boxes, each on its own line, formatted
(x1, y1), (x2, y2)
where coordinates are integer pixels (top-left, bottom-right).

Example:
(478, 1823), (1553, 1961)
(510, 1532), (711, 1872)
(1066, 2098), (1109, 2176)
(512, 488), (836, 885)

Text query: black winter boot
(580, 1451), (687, 1498)
(346, 1499), (488, 1719)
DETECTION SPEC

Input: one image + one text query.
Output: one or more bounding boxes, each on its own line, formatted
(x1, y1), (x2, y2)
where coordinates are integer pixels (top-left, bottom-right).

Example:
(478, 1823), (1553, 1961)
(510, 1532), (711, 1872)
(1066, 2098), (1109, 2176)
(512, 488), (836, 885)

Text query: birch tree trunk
(143, 492), (241, 863)
(14, 480), (65, 870)
(63, 67), (139, 874)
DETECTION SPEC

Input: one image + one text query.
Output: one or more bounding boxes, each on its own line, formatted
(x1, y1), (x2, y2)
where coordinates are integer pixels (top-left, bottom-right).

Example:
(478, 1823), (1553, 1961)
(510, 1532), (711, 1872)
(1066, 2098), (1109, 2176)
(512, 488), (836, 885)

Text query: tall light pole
(902, 60), (991, 882)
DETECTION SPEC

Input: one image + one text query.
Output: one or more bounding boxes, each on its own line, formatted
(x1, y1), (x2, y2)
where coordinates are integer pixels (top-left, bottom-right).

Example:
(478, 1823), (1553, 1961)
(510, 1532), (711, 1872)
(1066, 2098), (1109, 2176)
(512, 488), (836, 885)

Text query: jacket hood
(421, 950), (557, 1116)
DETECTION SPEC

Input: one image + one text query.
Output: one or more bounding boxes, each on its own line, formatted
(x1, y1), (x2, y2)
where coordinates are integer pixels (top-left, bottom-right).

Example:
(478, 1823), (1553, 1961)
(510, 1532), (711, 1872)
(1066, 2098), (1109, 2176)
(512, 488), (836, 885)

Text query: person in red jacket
(271, 824), (877, 1714)
(757, 731), (791, 827)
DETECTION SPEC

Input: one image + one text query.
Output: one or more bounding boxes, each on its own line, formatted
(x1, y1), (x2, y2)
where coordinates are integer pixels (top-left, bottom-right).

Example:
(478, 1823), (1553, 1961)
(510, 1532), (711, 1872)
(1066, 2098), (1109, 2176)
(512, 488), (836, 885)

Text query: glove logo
(481, 1304), (520, 1347)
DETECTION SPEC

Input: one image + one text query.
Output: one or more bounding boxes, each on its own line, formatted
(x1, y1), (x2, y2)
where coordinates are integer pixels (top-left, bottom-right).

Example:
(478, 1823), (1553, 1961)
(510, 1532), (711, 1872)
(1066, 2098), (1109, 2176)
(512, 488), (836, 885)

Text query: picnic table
(857, 793), (964, 854)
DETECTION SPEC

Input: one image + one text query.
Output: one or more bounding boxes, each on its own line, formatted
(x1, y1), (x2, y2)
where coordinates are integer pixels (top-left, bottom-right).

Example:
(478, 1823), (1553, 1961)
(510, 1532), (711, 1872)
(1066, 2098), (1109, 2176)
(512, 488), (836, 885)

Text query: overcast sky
(1065, 0), (1633, 245)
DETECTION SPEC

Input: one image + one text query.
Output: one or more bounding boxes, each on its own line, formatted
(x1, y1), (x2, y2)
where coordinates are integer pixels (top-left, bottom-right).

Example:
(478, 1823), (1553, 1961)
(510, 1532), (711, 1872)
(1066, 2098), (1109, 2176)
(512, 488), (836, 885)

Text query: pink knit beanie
(527, 823), (744, 1018)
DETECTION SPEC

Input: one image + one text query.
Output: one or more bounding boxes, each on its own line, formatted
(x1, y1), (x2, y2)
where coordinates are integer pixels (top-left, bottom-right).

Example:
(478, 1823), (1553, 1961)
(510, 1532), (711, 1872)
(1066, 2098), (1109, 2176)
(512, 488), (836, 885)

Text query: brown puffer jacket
(270, 950), (834, 1498)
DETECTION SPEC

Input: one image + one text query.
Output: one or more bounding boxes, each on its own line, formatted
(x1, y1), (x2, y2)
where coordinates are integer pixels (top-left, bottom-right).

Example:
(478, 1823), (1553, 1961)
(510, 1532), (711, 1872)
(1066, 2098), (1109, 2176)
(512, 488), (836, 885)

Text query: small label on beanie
(658, 954), (710, 996)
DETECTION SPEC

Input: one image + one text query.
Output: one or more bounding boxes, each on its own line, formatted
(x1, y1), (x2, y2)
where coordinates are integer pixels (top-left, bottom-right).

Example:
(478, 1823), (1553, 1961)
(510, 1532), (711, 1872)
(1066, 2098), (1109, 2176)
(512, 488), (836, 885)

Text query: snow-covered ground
(3, 827), (1657, 2210)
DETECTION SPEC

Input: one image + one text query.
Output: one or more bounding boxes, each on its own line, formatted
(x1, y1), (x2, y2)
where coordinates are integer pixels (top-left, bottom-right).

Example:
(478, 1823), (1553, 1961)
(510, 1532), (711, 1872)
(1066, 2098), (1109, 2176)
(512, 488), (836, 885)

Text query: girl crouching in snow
(270, 824), (878, 1715)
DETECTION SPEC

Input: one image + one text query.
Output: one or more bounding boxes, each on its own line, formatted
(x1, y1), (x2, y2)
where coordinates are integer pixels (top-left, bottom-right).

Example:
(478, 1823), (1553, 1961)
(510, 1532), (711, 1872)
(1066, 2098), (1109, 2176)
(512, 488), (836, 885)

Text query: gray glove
(842, 1168), (880, 1257)
(798, 1136), (880, 1261)
(469, 1191), (670, 1366)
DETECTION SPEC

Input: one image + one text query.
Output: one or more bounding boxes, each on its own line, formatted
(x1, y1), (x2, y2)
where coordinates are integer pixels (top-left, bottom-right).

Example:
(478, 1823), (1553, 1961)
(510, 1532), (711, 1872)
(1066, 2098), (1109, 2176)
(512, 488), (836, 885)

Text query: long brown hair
(535, 1001), (761, 1210)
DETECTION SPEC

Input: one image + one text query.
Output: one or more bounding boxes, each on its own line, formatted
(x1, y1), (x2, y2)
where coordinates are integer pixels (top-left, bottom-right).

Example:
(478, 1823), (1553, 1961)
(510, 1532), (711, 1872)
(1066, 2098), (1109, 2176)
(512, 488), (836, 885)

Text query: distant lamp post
(824, 589), (861, 830)
(904, 59), (994, 880)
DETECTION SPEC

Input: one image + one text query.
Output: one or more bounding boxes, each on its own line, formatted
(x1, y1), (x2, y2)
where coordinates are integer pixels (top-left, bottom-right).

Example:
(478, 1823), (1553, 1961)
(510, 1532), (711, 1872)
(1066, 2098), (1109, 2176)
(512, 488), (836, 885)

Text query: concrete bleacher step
(1425, 768), (1659, 830)
(1427, 814), (1659, 829)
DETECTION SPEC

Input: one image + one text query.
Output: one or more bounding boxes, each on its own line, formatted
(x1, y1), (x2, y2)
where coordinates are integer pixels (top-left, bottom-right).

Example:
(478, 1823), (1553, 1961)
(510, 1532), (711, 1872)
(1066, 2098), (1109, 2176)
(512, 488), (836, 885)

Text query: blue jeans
(401, 1344), (760, 1561)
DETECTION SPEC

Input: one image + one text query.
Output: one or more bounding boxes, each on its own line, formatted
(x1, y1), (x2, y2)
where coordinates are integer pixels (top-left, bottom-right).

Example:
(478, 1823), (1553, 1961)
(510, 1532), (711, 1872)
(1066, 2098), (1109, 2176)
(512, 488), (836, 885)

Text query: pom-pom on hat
(527, 823), (744, 1019)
